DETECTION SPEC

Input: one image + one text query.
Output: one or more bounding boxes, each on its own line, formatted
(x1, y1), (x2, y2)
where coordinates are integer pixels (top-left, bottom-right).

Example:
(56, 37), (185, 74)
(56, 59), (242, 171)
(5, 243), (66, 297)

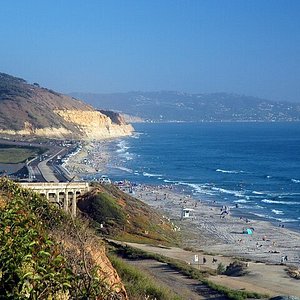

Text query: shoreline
(130, 183), (300, 266)
(65, 141), (300, 267)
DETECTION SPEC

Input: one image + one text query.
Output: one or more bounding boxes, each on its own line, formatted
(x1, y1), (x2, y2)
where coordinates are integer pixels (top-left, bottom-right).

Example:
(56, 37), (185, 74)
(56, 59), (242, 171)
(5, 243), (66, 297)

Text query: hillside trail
(123, 258), (226, 300)
(117, 241), (300, 298)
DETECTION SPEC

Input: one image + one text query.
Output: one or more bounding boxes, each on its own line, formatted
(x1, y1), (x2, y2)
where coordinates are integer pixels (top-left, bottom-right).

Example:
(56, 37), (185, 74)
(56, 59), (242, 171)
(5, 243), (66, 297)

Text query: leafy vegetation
(217, 262), (226, 275)
(0, 178), (124, 299)
(109, 254), (182, 300)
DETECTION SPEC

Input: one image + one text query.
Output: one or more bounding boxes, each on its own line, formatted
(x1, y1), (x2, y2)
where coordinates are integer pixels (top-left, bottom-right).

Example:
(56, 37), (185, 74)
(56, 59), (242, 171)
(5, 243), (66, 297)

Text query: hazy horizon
(1, 0), (300, 102)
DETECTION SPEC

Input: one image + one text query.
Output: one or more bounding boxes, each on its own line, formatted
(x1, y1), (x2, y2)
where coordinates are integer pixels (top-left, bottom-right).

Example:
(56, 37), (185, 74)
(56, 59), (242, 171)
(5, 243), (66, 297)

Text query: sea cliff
(0, 72), (134, 140)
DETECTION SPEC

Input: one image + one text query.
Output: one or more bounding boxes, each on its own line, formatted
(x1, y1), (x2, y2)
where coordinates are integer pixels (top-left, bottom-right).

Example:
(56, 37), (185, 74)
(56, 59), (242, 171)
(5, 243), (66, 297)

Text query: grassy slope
(78, 183), (180, 246)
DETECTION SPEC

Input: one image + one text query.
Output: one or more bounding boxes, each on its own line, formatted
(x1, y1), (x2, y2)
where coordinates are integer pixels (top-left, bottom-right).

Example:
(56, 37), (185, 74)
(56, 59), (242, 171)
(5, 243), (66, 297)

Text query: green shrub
(217, 262), (226, 274)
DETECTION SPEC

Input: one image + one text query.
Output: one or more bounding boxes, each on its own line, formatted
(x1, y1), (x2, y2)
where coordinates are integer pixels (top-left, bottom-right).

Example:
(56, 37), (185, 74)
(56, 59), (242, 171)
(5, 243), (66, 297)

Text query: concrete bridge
(20, 182), (90, 217)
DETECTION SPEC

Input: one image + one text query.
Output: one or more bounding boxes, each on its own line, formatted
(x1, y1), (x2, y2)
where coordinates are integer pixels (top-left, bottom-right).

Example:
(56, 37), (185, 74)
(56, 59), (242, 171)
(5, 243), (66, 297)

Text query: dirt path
(121, 242), (300, 297)
(123, 258), (227, 300)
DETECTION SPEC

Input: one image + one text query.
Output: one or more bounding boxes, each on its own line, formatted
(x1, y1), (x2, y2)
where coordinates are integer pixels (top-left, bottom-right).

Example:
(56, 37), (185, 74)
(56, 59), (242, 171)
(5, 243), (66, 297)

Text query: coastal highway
(29, 145), (76, 182)
(0, 138), (77, 182)
(36, 149), (65, 182)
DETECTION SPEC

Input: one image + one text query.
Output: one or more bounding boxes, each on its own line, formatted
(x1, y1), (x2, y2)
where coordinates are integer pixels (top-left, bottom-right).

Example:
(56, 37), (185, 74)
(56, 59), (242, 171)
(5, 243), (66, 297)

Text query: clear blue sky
(1, 0), (300, 102)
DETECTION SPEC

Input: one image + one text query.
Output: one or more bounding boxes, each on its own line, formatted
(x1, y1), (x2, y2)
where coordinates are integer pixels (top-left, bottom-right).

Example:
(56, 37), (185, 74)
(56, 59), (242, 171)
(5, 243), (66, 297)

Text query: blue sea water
(104, 122), (300, 229)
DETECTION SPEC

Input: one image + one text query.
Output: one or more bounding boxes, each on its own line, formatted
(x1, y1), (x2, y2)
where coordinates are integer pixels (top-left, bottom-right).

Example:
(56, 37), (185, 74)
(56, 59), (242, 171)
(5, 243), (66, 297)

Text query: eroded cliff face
(55, 109), (134, 139)
(0, 110), (134, 140)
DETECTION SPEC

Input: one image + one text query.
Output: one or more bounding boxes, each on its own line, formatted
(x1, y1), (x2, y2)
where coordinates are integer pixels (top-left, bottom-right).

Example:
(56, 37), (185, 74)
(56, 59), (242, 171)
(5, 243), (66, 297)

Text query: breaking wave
(261, 199), (300, 205)
(271, 209), (284, 215)
(216, 169), (244, 174)
(211, 187), (244, 198)
(142, 172), (163, 178)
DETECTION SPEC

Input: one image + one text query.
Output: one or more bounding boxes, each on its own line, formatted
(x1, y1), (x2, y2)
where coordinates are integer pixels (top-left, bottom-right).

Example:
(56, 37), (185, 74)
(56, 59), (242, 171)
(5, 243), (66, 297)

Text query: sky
(0, 0), (300, 102)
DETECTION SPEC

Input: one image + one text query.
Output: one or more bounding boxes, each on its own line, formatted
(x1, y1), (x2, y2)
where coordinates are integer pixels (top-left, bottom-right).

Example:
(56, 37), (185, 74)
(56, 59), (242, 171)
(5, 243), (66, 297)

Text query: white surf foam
(116, 140), (129, 153)
(233, 199), (250, 203)
(252, 191), (264, 195)
(119, 152), (134, 161)
(252, 212), (274, 219)
(261, 199), (300, 205)
(292, 179), (300, 183)
(163, 179), (178, 184)
(216, 169), (244, 174)
(276, 218), (298, 223)
(212, 187), (244, 198)
(113, 166), (133, 173)
(131, 132), (143, 139)
(142, 172), (163, 178)
(181, 182), (216, 196)
(271, 209), (284, 215)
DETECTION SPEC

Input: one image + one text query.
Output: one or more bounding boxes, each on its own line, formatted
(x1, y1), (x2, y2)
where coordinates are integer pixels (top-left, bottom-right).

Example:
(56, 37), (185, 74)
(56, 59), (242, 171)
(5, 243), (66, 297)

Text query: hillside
(0, 178), (127, 299)
(71, 91), (300, 122)
(0, 72), (133, 139)
(78, 183), (179, 246)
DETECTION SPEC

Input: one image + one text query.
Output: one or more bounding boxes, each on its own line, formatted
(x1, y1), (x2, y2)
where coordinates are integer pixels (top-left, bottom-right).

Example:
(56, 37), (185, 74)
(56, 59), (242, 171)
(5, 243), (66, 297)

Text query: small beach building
(181, 208), (195, 219)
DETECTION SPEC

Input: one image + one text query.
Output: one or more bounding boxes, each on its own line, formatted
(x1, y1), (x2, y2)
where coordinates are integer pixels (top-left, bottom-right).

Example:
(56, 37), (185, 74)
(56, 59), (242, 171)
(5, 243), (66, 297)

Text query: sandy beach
(65, 142), (300, 296)
(64, 141), (111, 178)
(131, 184), (300, 266)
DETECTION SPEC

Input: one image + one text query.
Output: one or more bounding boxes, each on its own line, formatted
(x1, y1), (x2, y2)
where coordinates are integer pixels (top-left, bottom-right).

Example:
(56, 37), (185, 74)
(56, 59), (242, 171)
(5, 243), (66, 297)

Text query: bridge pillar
(72, 192), (76, 217)
(64, 192), (69, 213)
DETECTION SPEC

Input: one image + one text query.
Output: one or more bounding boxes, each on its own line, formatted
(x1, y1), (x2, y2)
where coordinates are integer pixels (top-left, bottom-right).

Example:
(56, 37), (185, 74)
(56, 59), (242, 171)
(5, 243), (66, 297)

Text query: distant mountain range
(71, 91), (300, 122)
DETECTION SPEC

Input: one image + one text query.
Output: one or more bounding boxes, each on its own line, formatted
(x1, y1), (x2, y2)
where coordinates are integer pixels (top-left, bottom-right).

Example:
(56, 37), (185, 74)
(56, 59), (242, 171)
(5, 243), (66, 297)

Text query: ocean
(102, 122), (300, 229)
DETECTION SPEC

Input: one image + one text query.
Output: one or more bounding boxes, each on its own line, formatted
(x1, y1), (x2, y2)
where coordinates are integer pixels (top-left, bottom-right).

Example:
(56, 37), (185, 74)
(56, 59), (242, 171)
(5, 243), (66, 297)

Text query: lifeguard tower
(181, 208), (195, 220)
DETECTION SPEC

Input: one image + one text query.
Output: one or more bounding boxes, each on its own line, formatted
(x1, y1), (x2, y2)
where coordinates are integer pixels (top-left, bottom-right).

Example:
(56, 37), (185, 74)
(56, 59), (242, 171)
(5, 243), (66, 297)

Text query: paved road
(0, 138), (76, 182)
(37, 149), (65, 182)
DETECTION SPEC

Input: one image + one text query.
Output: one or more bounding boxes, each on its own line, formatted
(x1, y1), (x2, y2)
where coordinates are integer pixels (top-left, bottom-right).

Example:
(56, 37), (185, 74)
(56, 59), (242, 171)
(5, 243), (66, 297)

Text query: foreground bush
(0, 178), (123, 299)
